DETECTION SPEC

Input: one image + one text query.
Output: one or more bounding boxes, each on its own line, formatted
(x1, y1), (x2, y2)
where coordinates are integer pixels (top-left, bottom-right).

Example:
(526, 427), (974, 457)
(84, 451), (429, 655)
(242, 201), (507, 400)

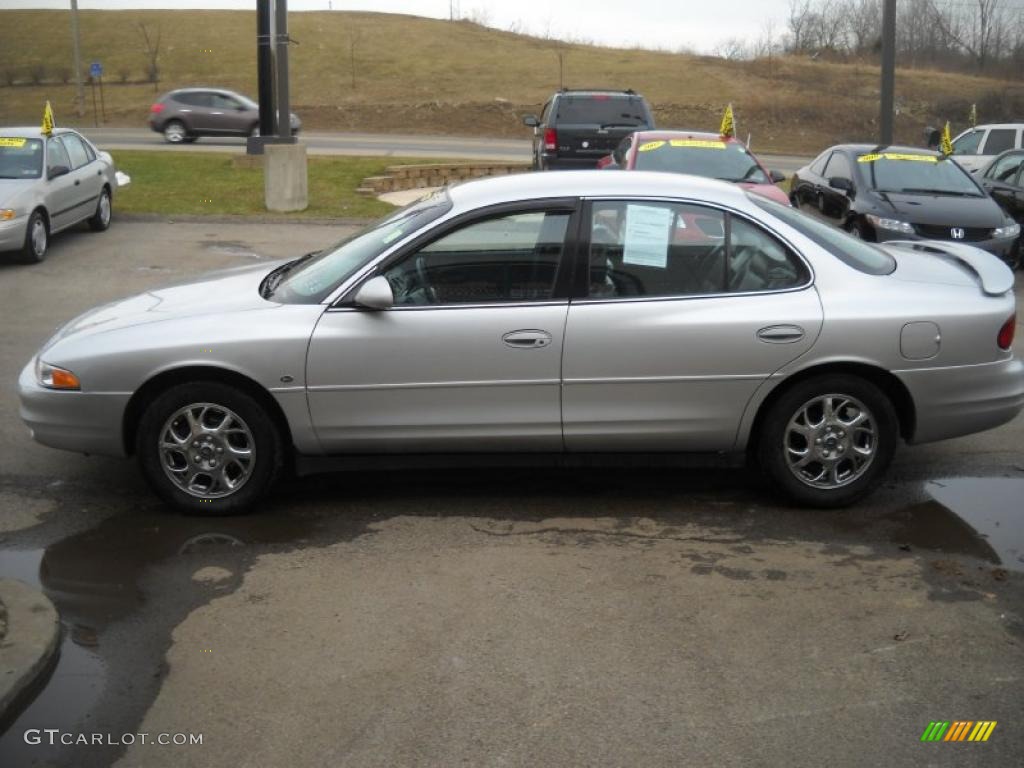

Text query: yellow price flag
(719, 103), (735, 138)
(940, 121), (953, 156)
(41, 100), (55, 136)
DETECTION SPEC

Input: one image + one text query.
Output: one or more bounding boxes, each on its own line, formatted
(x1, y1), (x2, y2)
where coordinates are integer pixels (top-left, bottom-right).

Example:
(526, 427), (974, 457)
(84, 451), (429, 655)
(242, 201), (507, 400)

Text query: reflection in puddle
(885, 477), (1024, 573)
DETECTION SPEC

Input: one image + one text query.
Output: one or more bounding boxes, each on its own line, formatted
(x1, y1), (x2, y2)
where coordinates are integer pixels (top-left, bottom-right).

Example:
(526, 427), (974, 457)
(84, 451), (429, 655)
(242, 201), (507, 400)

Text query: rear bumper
(539, 154), (602, 170)
(18, 361), (130, 457)
(896, 357), (1024, 444)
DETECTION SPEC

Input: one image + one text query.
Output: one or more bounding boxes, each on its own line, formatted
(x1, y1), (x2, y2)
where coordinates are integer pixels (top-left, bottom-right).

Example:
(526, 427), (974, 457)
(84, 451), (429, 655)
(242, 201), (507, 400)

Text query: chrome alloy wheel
(159, 403), (255, 498)
(98, 191), (111, 227)
(30, 217), (47, 258)
(783, 394), (877, 489)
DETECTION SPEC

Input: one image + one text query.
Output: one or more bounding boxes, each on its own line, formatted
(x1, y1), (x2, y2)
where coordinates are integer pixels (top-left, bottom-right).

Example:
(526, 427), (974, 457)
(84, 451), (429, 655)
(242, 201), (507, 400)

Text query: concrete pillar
(264, 143), (308, 212)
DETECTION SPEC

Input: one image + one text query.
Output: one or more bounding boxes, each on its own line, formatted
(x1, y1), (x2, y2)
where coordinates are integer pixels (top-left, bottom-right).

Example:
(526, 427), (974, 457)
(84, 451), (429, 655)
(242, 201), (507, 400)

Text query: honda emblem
(950, 227), (965, 240)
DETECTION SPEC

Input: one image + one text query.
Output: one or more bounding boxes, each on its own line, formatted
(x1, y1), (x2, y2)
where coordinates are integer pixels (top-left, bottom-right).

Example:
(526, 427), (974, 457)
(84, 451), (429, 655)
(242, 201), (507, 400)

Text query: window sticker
(0, 137), (28, 148)
(622, 204), (672, 268)
(637, 140), (666, 152)
(857, 152), (937, 163)
(668, 139), (727, 149)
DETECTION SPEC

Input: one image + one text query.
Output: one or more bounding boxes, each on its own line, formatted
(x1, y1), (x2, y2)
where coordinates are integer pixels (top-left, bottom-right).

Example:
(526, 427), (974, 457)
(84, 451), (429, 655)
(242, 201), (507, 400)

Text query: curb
(0, 579), (60, 724)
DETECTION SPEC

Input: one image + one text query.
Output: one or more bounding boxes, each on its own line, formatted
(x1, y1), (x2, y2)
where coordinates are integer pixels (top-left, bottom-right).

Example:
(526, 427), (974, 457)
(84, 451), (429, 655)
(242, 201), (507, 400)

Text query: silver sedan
(0, 126), (122, 263)
(18, 171), (1024, 513)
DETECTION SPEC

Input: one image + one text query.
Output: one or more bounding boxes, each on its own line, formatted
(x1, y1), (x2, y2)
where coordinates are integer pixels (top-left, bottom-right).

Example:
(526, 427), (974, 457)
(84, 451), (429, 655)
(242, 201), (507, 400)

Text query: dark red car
(599, 130), (790, 205)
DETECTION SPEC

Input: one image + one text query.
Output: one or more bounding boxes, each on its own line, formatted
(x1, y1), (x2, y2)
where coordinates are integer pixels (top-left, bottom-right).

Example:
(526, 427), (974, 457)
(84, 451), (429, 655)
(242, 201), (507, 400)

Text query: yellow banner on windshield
(857, 152), (937, 163)
(637, 140), (666, 152)
(669, 139), (726, 149)
(0, 137), (27, 148)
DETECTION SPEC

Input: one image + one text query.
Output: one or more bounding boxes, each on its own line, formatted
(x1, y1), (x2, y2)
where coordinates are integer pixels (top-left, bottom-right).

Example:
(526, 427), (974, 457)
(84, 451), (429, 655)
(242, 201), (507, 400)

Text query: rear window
(555, 95), (649, 127)
(750, 194), (896, 276)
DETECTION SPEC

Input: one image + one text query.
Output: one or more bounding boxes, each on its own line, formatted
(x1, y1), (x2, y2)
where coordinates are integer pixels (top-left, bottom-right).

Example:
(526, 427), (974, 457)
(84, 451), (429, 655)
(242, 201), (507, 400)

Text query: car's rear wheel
(136, 382), (283, 514)
(21, 210), (48, 263)
(87, 187), (111, 232)
(163, 120), (188, 144)
(756, 375), (898, 508)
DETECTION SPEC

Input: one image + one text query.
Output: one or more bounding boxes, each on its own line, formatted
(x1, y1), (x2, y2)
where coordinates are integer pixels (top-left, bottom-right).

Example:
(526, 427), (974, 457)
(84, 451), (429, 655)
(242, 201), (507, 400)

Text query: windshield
(556, 96), (648, 126)
(269, 190), (453, 303)
(858, 152), (983, 196)
(0, 137), (43, 179)
(633, 138), (769, 183)
(749, 194), (896, 275)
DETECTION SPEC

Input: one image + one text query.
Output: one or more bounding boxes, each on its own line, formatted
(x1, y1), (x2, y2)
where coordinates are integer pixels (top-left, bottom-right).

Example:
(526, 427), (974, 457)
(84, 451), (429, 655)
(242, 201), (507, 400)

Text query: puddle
(886, 477), (1024, 572)
(0, 510), (321, 765)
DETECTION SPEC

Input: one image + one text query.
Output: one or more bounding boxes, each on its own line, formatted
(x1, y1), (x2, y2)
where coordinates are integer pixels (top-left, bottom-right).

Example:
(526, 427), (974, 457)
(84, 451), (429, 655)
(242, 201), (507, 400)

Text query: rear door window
(176, 92), (212, 107)
(982, 128), (1018, 155)
(60, 134), (91, 169)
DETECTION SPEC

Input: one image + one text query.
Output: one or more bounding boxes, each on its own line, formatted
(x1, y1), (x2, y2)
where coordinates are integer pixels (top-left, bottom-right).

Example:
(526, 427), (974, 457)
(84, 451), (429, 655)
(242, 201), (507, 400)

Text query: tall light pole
(879, 0), (896, 145)
(70, 0), (85, 118)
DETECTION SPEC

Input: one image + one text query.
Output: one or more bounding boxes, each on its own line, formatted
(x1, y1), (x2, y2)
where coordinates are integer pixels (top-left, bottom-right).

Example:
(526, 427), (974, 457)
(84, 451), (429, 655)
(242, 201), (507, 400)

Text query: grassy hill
(2, 9), (1023, 153)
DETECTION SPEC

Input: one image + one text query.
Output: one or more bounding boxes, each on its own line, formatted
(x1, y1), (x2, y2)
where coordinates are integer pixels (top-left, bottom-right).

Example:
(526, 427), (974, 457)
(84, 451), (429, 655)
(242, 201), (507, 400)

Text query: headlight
(866, 214), (915, 234)
(35, 358), (81, 390)
(1, 209), (16, 221)
(994, 221), (1021, 239)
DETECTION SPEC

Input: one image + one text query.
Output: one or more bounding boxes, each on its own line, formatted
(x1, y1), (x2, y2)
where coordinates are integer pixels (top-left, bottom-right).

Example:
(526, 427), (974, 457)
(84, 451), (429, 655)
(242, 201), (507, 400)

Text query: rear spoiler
(884, 240), (1015, 296)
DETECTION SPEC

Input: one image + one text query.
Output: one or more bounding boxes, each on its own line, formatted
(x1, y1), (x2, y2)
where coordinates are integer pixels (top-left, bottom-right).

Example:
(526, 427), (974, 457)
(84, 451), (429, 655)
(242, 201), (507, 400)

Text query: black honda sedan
(790, 144), (1020, 267)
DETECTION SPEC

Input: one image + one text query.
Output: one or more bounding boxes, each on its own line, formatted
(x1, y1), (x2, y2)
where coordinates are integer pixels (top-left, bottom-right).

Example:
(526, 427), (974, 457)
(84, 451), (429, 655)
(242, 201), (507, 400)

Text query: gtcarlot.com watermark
(24, 729), (203, 747)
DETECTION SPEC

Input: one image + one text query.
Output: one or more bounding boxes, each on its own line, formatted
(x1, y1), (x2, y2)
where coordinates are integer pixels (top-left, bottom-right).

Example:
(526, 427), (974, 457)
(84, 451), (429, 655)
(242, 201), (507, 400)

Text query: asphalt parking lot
(0, 218), (1023, 767)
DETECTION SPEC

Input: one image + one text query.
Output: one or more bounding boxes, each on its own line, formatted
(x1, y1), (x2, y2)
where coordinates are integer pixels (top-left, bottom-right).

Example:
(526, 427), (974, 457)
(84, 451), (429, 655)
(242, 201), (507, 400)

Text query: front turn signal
(35, 359), (81, 390)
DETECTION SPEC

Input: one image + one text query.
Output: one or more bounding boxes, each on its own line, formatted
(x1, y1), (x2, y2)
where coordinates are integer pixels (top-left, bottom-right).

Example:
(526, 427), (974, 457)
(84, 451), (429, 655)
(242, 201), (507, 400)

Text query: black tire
(163, 120), (188, 144)
(87, 186), (111, 232)
(756, 374), (898, 508)
(20, 209), (48, 263)
(136, 381), (284, 515)
(848, 219), (873, 242)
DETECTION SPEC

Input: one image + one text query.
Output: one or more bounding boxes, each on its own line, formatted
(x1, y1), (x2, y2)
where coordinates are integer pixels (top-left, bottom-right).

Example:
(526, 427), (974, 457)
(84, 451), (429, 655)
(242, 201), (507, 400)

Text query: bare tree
(787, 0), (814, 52)
(137, 22), (162, 90)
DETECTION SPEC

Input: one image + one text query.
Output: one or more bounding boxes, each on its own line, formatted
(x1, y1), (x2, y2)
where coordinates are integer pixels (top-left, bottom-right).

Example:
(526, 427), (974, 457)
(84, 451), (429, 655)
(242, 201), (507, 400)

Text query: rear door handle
(502, 329), (552, 349)
(757, 325), (805, 343)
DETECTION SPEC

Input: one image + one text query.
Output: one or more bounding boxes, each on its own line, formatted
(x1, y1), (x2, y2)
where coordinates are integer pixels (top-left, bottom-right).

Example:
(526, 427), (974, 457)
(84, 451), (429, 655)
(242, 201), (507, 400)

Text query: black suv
(523, 89), (655, 170)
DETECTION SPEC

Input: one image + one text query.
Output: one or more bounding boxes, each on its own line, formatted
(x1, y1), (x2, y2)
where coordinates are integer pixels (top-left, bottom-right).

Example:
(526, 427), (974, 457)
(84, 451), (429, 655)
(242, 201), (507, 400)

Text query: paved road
(79, 127), (812, 174)
(0, 222), (1021, 767)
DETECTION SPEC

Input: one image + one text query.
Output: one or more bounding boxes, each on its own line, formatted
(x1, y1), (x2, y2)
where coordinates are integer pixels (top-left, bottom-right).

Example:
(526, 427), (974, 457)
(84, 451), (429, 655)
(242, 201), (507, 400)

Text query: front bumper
(18, 360), (130, 457)
(874, 229), (1018, 261)
(0, 215), (28, 253)
(896, 356), (1024, 444)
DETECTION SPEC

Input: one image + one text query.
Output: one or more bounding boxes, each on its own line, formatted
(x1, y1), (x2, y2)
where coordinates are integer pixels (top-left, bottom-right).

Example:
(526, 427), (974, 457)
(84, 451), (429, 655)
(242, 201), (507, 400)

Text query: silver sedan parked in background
(0, 127), (121, 263)
(18, 172), (1024, 514)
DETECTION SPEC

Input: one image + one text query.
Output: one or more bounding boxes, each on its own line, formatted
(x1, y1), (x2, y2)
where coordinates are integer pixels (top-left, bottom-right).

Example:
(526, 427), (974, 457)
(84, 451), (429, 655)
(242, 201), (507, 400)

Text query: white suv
(950, 123), (1024, 173)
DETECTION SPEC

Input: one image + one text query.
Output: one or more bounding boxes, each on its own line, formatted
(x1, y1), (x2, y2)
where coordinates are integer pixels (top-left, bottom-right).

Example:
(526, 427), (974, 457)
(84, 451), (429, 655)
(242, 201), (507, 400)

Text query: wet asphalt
(0, 220), (1022, 767)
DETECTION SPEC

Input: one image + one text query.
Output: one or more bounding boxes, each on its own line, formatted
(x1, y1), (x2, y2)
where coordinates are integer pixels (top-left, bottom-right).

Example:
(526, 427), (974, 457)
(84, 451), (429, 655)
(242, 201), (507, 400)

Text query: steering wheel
(414, 256), (439, 303)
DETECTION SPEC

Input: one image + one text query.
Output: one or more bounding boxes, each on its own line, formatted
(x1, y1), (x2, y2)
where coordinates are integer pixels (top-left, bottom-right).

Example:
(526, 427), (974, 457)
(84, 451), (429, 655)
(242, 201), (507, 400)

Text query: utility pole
(69, 0), (85, 118)
(879, 0), (896, 145)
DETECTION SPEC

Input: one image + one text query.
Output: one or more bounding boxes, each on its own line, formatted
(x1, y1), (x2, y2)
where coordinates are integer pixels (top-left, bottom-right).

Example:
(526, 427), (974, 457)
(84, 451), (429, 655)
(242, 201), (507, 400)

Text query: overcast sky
(0, 0), (794, 53)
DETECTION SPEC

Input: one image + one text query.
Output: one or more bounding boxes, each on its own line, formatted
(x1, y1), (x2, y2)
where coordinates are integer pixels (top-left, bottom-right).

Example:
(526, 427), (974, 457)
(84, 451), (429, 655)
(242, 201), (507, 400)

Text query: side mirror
(522, 115), (539, 128)
(47, 165), (70, 180)
(769, 169), (786, 184)
(352, 275), (393, 310)
(828, 176), (854, 194)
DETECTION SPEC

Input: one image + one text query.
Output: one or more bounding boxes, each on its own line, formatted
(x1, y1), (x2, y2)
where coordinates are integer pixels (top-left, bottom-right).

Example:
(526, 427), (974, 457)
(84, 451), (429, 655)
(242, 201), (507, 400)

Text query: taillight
(544, 128), (557, 151)
(998, 313), (1016, 350)
(150, 103), (164, 114)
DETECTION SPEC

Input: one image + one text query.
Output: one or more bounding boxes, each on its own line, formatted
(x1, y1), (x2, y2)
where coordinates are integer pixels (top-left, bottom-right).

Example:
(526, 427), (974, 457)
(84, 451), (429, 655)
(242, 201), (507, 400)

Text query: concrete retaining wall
(357, 162), (531, 196)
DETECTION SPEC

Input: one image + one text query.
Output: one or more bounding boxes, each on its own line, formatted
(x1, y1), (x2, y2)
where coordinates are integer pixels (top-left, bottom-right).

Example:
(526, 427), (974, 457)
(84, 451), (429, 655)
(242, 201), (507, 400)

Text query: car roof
(964, 123), (1024, 129)
(0, 126), (80, 139)
(448, 170), (747, 210)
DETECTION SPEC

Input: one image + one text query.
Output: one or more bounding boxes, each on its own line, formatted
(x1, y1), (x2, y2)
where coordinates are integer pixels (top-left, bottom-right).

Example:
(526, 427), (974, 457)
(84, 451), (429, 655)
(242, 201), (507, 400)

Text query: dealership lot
(1, 220), (1023, 766)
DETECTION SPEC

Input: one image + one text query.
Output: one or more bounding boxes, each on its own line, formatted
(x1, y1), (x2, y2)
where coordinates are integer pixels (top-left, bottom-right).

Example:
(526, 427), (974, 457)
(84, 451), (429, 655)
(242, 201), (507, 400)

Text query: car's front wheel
(21, 210), (48, 263)
(756, 375), (898, 508)
(136, 382), (283, 514)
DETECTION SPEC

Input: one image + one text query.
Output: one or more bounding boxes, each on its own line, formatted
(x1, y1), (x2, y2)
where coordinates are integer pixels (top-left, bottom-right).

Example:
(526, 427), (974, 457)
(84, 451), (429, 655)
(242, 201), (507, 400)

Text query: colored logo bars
(921, 721), (998, 742)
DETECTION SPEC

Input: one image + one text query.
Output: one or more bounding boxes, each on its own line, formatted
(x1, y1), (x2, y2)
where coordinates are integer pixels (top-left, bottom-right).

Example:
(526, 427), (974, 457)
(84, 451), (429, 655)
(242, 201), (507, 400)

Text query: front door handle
(757, 325), (805, 343)
(502, 329), (552, 349)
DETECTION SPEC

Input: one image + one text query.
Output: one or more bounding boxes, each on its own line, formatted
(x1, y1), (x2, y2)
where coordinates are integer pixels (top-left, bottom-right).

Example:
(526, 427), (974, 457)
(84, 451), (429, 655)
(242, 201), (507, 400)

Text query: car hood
(43, 260), (285, 350)
(739, 181), (791, 206)
(875, 191), (1004, 226)
(0, 178), (38, 206)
